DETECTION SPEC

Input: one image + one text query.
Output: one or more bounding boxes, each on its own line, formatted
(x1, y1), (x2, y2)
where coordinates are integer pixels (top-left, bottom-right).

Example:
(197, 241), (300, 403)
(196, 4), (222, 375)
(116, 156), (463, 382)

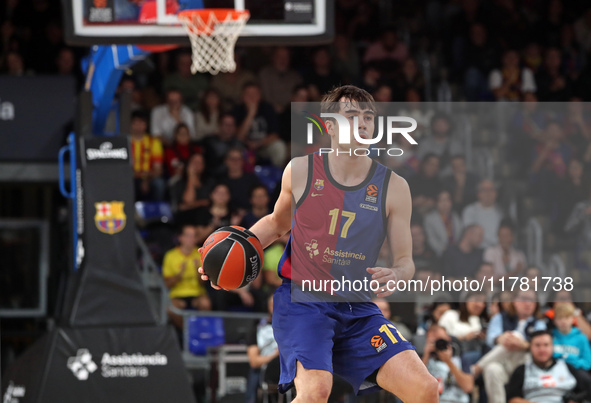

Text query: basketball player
(200, 85), (438, 402)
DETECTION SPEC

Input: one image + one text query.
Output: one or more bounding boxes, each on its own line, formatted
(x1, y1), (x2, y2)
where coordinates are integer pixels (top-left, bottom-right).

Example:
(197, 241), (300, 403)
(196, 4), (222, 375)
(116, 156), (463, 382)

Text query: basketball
(201, 226), (264, 289)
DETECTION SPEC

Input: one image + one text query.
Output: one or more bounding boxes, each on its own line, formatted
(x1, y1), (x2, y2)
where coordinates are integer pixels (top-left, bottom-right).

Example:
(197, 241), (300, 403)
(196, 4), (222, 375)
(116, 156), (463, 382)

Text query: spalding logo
(245, 256), (259, 283)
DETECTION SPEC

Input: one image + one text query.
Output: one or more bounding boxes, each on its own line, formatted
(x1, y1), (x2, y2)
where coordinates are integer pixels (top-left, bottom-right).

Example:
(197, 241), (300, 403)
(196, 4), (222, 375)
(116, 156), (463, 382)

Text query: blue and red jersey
(278, 153), (392, 301)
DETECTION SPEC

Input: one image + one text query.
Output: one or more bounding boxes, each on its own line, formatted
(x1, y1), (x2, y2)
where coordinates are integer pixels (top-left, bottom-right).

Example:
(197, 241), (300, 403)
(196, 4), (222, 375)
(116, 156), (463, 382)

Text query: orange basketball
(201, 226), (264, 289)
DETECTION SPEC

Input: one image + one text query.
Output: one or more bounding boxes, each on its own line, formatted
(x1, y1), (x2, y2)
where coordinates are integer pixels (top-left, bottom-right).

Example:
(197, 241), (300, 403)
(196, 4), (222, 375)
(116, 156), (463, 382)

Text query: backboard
(62, 0), (334, 46)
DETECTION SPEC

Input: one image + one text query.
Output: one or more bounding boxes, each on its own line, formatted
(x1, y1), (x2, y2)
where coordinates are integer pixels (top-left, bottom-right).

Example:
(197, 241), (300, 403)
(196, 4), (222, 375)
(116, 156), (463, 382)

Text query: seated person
(240, 185), (271, 228)
(130, 111), (165, 201)
(422, 325), (474, 403)
(506, 330), (591, 403)
(552, 303), (591, 372)
(245, 294), (279, 403)
(472, 288), (547, 403)
(163, 225), (211, 329)
(438, 291), (487, 366)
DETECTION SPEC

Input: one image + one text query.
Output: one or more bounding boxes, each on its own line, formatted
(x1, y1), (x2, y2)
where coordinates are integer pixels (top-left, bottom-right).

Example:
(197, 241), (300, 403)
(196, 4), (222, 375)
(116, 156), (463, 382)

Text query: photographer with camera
(422, 324), (474, 403)
(506, 330), (591, 403)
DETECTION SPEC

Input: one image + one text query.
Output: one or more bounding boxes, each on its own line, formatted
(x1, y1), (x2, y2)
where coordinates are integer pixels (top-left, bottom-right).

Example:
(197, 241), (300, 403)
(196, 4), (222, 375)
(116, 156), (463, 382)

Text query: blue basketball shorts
(272, 283), (416, 395)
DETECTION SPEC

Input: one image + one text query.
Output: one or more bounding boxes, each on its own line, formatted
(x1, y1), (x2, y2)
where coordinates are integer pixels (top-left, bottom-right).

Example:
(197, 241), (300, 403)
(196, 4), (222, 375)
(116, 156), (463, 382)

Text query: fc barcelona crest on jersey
(314, 179), (324, 191)
(95, 201), (126, 235)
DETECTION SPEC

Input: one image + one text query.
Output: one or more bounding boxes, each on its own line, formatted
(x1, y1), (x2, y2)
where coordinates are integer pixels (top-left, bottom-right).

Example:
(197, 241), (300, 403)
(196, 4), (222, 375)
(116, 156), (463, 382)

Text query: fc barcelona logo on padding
(95, 201), (126, 235)
(314, 179), (324, 191)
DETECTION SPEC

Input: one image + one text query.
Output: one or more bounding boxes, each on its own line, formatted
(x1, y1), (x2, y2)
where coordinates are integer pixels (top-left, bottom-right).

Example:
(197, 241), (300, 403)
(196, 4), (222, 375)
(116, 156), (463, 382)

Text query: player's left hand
(366, 267), (397, 298)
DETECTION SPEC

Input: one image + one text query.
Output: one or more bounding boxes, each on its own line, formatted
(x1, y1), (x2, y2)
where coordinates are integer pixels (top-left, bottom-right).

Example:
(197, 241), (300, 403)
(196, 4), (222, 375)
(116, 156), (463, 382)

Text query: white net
(178, 10), (250, 75)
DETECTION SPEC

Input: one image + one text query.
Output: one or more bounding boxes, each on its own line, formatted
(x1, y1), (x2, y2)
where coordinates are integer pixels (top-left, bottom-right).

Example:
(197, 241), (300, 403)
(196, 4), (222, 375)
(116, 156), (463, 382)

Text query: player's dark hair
(320, 85), (376, 114)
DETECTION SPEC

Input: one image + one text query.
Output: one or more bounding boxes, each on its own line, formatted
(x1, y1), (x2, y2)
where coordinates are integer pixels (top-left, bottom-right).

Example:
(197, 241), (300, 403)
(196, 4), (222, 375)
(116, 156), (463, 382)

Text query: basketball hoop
(177, 9), (250, 75)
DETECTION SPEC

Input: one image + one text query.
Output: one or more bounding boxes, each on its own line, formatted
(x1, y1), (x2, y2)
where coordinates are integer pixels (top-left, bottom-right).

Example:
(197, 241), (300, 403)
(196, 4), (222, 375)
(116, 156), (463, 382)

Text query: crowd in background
(4, 0), (591, 401)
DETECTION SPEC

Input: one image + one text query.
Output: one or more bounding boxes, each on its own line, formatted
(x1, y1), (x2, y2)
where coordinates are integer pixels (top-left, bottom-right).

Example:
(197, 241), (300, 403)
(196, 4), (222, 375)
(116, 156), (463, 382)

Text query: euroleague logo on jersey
(365, 184), (378, 203)
(370, 335), (388, 353)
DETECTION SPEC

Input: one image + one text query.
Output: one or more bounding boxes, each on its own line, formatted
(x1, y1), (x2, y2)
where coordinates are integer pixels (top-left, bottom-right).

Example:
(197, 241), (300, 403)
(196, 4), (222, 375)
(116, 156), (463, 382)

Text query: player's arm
(367, 173), (415, 298)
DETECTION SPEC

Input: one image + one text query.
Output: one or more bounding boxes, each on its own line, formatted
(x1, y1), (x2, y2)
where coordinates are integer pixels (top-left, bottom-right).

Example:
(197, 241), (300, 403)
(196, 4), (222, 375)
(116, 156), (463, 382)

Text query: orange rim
(177, 9), (250, 35)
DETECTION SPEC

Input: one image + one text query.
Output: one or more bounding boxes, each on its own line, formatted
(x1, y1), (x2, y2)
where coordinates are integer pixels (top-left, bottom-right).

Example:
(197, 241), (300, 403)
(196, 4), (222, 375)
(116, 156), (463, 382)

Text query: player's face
(530, 335), (553, 364)
(334, 98), (376, 149)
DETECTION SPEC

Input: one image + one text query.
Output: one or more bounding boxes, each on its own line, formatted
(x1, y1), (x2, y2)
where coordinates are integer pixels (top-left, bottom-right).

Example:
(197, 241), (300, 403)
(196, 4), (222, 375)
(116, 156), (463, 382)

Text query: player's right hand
(197, 266), (222, 290)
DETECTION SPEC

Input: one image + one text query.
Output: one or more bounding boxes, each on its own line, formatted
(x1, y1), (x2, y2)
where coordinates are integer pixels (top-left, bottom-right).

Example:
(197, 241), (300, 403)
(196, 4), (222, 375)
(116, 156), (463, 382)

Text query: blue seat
(188, 316), (225, 356)
(254, 165), (283, 194)
(135, 201), (173, 223)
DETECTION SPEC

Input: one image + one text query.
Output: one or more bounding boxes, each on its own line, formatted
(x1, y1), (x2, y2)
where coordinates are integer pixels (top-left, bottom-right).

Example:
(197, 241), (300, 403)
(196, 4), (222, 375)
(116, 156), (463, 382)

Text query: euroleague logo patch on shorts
(365, 184), (378, 203)
(370, 335), (388, 353)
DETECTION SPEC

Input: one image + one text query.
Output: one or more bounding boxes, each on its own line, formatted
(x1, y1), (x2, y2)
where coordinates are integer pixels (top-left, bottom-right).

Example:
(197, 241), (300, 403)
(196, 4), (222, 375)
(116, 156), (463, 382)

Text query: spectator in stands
(164, 123), (202, 181)
(163, 225), (211, 329)
(363, 28), (408, 72)
(258, 47), (302, 114)
(408, 154), (442, 216)
(372, 83), (392, 103)
(441, 224), (484, 279)
(574, 8), (591, 53)
(3, 50), (27, 75)
(193, 88), (222, 141)
(172, 153), (214, 224)
(416, 113), (463, 172)
(472, 288), (547, 403)
(330, 34), (359, 84)
(421, 325), (474, 403)
(356, 62), (382, 95)
(462, 179), (503, 248)
(210, 53), (257, 108)
(304, 47), (342, 100)
(55, 47), (79, 81)
(245, 294), (279, 403)
(241, 185), (270, 229)
(483, 221), (527, 278)
(460, 23), (499, 101)
(411, 222), (438, 274)
(202, 114), (244, 176)
(424, 190), (463, 257)
(552, 303), (591, 372)
(218, 148), (261, 211)
(193, 183), (243, 244)
(544, 289), (591, 340)
(130, 111), (165, 201)
(489, 49), (536, 101)
(506, 330), (591, 403)
(489, 289), (513, 318)
(233, 82), (286, 167)
(563, 99), (591, 155)
(162, 51), (208, 110)
(279, 85), (309, 154)
(530, 121), (572, 206)
(397, 89), (433, 141)
(392, 58), (425, 101)
(151, 88), (196, 145)
(536, 47), (572, 102)
(441, 155), (479, 213)
(439, 290), (487, 366)
(553, 158), (589, 234)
